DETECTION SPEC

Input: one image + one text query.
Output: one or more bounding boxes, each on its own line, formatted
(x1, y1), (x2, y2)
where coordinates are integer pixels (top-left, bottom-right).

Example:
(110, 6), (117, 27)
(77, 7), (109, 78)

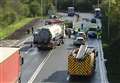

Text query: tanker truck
(33, 24), (64, 49)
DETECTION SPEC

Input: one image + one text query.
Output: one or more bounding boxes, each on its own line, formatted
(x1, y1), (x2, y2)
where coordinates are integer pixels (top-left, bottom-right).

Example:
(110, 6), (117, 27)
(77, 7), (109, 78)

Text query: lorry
(68, 7), (75, 16)
(68, 45), (97, 78)
(33, 24), (64, 48)
(0, 47), (24, 83)
(87, 23), (98, 38)
(94, 8), (102, 19)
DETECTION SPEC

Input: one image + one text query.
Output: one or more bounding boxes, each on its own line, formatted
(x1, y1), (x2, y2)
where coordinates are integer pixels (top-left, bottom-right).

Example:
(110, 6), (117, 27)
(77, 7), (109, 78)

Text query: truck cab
(67, 7), (75, 16)
(87, 23), (98, 38)
(94, 8), (102, 19)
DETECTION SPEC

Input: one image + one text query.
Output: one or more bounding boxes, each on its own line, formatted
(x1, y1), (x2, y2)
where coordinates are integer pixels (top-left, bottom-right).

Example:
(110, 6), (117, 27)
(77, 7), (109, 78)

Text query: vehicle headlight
(34, 31), (38, 34)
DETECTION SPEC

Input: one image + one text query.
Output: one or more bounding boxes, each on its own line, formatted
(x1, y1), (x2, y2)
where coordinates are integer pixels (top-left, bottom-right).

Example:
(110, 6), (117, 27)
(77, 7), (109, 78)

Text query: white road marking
(97, 40), (109, 83)
(17, 36), (32, 47)
(97, 40), (103, 82)
(27, 49), (54, 83)
(67, 75), (70, 81)
(25, 48), (33, 54)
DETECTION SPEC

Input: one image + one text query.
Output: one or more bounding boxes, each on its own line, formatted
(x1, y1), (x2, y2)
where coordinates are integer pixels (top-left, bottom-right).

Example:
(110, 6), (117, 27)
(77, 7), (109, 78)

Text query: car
(91, 18), (96, 23)
(76, 32), (87, 39)
(87, 26), (98, 39)
(73, 37), (85, 46)
(87, 31), (97, 38)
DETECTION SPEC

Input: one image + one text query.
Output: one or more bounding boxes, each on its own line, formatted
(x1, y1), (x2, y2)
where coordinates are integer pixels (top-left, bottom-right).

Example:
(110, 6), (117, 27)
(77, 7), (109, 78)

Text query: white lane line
(67, 75), (70, 81)
(17, 36), (32, 46)
(25, 47), (33, 54)
(27, 49), (54, 83)
(97, 40), (104, 82)
(99, 40), (109, 83)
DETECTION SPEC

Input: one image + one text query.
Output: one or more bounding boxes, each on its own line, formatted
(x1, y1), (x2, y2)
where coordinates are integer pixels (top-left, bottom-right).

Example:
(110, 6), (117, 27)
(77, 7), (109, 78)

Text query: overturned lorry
(33, 24), (64, 48)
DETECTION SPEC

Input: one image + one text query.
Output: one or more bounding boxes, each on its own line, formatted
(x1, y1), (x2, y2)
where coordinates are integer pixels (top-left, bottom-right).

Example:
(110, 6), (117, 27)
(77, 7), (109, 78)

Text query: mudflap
(18, 72), (21, 83)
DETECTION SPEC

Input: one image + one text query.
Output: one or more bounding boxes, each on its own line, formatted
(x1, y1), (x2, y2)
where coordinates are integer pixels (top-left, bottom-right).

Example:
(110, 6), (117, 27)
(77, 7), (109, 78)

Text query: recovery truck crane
(68, 45), (97, 78)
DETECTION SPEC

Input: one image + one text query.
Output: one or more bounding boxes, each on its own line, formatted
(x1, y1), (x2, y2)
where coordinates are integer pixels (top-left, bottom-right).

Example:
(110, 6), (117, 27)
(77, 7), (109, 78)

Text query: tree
(29, 1), (41, 17)
(101, 0), (120, 41)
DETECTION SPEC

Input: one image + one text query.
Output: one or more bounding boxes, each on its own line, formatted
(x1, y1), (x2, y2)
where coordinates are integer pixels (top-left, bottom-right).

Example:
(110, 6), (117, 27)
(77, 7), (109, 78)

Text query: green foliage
(57, 0), (95, 12)
(0, 18), (34, 39)
(29, 1), (41, 17)
(0, 0), (55, 39)
(0, 0), (102, 39)
(0, 0), (54, 26)
(3, 11), (17, 25)
(101, 0), (120, 42)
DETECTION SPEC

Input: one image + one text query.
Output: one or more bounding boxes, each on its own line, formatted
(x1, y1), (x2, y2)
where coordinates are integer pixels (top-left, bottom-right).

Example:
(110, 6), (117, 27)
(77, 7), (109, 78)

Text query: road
(30, 38), (101, 83)
(20, 45), (50, 83)
(20, 13), (108, 83)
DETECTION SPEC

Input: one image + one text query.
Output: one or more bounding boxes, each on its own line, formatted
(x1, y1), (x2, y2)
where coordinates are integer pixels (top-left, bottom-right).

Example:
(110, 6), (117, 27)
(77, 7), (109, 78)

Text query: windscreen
(89, 28), (97, 31)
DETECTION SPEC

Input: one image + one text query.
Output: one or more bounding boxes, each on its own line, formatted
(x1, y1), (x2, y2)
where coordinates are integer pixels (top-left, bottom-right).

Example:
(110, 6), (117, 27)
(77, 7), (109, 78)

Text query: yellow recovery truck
(68, 45), (97, 77)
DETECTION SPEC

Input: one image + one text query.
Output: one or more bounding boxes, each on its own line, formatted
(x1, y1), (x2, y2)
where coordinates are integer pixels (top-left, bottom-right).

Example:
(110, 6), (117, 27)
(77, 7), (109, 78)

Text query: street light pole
(41, 0), (43, 19)
(56, 0), (57, 12)
(108, 0), (110, 40)
(73, 0), (75, 7)
(98, 0), (100, 8)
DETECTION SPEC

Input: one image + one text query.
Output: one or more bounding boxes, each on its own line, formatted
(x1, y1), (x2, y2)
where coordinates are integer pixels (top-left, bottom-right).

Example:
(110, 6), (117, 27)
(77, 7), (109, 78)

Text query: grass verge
(0, 18), (35, 40)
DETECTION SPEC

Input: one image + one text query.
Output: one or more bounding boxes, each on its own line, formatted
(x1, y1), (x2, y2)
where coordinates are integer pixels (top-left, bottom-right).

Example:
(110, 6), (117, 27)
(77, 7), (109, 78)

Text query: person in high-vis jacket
(97, 29), (102, 39)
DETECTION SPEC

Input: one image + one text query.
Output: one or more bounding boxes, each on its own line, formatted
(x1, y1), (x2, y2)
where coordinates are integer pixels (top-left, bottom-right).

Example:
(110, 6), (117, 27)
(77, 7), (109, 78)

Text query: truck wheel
(18, 77), (21, 83)
(68, 35), (71, 38)
(92, 60), (96, 74)
(57, 42), (60, 46)
(62, 41), (64, 44)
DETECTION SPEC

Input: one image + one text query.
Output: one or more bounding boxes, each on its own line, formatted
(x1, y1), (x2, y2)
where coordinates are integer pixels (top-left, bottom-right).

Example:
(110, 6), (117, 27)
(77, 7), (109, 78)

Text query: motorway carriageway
(20, 13), (108, 83)
(20, 38), (103, 83)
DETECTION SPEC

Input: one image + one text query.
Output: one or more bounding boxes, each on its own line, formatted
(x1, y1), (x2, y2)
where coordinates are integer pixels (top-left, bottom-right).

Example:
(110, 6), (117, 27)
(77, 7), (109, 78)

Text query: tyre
(62, 41), (64, 44)
(18, 77), (21, 83)
(57, 41), (60, 46)
(92, 59), (96, 74)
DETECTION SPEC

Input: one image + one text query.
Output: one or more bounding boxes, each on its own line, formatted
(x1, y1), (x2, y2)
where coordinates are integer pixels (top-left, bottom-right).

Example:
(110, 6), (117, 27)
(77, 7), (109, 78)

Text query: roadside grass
(102, 43), (109, 48)
(0, 16), (47, 40)
(0, 18), (34, 40)
(103, 38), (120, 82)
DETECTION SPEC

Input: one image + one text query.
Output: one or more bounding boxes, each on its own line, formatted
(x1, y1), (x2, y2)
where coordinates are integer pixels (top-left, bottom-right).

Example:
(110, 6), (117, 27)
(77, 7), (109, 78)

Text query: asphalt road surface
(20, 13), (108, 83)
(20, 45), (50, 83)
(20, 38), (105, 83)
(30, 38), (102, 83)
